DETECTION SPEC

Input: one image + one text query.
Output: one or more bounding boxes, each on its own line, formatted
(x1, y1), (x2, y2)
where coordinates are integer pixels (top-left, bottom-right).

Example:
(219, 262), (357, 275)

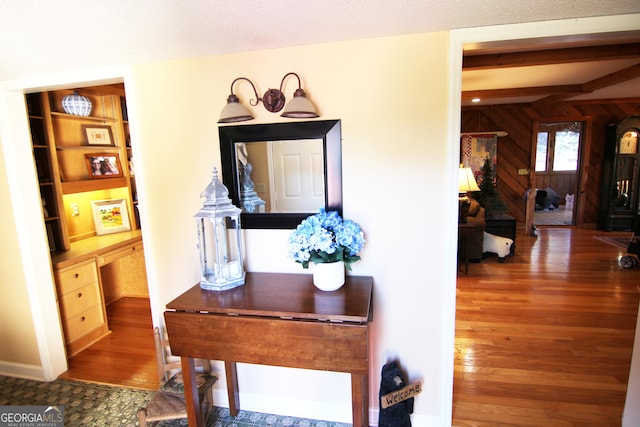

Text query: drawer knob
(77, 292), (82, 298)
(80, 316), (86, 322)
(74, 273), (79, 279)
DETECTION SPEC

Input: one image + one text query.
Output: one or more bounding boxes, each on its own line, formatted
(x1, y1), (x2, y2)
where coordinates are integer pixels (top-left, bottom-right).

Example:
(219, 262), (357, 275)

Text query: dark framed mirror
(219, 120), (342, 229)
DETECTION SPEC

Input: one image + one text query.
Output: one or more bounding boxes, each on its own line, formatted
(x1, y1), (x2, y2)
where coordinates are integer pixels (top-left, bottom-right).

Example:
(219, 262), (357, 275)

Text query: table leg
(181, 357), (205, 427)
(351, 373), (369, 427)
(225, 361), (240, 416)
(464, 231), (470, 275)
(458, 227), (470, 275)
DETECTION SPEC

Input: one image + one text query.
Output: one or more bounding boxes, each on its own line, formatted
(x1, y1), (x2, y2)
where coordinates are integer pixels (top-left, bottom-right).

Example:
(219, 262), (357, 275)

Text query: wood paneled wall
(461, 99), (640, 225)
(535, 172), (576, 204)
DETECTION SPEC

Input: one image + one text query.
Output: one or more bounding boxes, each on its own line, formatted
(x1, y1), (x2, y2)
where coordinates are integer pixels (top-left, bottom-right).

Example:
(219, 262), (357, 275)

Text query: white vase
(313, 261), (345, 291)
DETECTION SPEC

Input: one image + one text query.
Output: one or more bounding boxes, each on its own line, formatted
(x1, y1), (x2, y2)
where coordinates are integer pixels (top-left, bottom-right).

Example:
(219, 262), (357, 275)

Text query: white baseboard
(212, 389), (381, 425)
(0, 361), (48, 381)
(210, 390), (443, 426)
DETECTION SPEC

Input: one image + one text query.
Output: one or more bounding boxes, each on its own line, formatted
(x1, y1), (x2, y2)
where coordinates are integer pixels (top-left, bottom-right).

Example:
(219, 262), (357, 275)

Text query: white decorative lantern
(195, 168), (245, 291)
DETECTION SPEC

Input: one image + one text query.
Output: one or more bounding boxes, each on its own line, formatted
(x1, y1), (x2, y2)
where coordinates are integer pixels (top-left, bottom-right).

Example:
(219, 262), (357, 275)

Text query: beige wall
(127, 31), (455, 423)
(0, 124), (40, 366)
(0, 88), (67, 379)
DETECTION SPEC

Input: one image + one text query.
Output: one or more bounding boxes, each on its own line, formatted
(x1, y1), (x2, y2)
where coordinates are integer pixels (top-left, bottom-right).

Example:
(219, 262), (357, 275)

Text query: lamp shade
(459, 166), (480, 193)
(218, 94), (254, 123)
(281, 89), (319, 118)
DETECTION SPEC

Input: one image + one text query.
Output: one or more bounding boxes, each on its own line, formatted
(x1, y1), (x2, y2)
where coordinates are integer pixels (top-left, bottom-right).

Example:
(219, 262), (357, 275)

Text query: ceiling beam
(461, 85), (584, 102)
(463, 43), (640, 70)
(462, 61), (640, 104)
(582, 62), (640, 91)
(533, 62), (640, 104)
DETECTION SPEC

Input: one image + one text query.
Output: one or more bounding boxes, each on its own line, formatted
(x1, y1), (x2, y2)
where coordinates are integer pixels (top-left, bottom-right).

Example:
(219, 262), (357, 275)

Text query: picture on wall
(83, 125), (114, 146)
(461, 134), (498, 183)
(91, 199), (131, 235)
(85, 153), (123, 178)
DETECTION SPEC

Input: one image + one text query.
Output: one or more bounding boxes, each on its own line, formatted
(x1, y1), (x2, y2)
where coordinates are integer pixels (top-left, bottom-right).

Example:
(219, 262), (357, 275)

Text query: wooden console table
(164, 272), (373, 427)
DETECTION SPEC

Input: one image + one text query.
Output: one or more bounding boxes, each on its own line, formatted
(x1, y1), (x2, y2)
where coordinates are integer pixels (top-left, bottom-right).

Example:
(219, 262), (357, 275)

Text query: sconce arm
(230, 77), (261, 106)
(279, 72), (302, 92)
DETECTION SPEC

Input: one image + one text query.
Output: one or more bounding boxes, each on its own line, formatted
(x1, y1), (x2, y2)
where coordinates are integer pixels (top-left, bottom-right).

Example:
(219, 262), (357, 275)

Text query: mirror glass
(219, 120), (342, 229)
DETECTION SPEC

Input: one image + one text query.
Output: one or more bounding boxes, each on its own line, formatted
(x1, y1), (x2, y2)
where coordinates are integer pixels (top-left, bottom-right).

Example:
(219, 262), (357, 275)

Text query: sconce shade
(281, 88), (319, 118)
(218, 94), (254, 123)
(458, 166), (480, 194)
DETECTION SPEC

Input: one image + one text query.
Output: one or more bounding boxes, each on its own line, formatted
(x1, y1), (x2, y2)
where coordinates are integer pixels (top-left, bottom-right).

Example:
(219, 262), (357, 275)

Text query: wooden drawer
(62, 305), (105, 343)
(97, 242), (143, 266)
(55, 260), (99, 294)
(58, 282), (101, 320)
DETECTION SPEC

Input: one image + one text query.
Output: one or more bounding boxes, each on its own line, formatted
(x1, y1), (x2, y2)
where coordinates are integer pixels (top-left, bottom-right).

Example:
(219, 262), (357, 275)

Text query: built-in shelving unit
(27, 92), (70, 251)
(27, 85), (138, 252)
(28, 84), (149, 358)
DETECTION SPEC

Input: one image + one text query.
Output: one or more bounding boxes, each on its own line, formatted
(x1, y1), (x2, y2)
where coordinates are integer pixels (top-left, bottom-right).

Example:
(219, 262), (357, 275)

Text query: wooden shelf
(51, 111), (116, 123)
(56, 145), (119, 151)
(62, 177), (129, 194)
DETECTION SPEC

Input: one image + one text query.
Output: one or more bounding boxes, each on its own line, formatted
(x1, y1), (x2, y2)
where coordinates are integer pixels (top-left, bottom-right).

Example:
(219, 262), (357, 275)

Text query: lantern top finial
(196, 167), (241, 217)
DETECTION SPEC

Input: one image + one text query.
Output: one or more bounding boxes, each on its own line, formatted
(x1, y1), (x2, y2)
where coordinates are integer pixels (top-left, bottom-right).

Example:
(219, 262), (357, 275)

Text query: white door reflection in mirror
(271, 139), (324, 213)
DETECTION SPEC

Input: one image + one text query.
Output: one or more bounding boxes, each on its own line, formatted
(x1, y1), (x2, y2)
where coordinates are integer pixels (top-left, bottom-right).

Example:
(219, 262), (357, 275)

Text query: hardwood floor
(454, 227), (640, 426)
(58, 297), (159, 390)
(54, 229), (639, 422)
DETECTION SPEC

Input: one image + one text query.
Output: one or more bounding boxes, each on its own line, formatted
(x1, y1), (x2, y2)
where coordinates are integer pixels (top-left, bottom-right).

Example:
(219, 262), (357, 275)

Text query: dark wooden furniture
(485, 215), (517, 242)
(164, 272), (373, 427)
(598, 116), (640, 231)
(458, 223), (475, 275)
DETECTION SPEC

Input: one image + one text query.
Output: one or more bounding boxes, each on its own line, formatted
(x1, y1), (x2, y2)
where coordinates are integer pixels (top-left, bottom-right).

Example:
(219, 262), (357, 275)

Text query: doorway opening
(533, 121), (583, 226)
(27, 82), (156, 389)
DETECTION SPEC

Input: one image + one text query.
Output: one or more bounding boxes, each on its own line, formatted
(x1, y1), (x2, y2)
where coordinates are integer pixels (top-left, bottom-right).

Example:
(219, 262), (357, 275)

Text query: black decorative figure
(378, 361), (413, 426)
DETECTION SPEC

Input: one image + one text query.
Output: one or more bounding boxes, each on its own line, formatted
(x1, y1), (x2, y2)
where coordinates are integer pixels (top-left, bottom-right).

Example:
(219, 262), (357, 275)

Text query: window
(536, 133), (548, 172)
(536, 122), (582, 173)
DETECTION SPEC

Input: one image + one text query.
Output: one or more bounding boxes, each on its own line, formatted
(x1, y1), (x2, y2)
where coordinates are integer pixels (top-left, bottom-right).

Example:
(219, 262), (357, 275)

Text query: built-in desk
(51, 230), (147, 356)
(51, 230), (143, 269)
(164, 272), (373, 427)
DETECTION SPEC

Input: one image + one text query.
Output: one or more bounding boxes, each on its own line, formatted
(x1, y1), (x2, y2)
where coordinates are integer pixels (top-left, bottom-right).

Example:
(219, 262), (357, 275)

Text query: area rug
(0, 375), (152, 426)
(593, 233), (633, 250)
(0, 375), (347, 426)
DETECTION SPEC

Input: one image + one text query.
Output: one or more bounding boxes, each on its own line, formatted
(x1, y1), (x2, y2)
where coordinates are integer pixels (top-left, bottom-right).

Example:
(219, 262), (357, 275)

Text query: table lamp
(459, 165), (480, 223)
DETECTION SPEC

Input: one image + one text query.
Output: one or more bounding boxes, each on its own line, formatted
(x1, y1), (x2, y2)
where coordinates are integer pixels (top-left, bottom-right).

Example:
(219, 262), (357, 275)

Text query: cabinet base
(66, 326), (110, 358)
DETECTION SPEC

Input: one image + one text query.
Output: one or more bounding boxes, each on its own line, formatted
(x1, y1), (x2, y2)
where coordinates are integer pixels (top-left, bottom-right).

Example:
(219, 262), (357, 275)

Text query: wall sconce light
(218, 72), (319, 123)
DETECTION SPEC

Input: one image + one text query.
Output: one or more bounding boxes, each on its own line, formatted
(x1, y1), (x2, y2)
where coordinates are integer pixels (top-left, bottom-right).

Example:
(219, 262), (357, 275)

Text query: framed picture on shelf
(85, 153), (123, 178)
(91, 199), (131, 235)
(82, 125), (114, 146)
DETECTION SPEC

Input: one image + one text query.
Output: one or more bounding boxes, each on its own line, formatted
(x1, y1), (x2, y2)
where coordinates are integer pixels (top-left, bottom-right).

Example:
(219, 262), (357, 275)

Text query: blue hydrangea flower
(288, 209), (365, 269)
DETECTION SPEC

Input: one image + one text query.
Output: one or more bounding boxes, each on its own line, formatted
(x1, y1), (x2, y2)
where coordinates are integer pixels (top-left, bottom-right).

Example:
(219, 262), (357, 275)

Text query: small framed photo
(85, 153), (123, 178)
(91, 199), (131, 235)
(83, 125), (114, 146)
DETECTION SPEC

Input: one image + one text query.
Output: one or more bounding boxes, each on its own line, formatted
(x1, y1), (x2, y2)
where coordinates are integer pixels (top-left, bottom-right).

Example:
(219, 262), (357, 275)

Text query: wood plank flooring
(58, 297), (159, 390)
(454, 227), (640, 426)
(54, 228), (640, 423)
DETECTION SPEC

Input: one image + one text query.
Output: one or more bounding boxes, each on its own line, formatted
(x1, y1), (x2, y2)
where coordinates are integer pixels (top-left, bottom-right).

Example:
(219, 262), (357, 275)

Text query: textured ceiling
(1, 1), (640, 82)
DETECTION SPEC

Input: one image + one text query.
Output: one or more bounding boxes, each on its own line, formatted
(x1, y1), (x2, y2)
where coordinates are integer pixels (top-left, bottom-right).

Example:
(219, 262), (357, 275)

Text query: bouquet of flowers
(288, 209), (365, 270)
